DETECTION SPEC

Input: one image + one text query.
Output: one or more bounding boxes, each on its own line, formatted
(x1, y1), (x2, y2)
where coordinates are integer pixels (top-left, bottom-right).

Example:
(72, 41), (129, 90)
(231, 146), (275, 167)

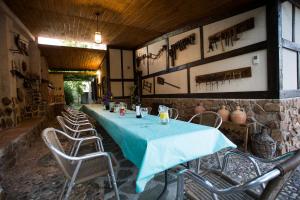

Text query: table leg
(156, 170), (168, 200)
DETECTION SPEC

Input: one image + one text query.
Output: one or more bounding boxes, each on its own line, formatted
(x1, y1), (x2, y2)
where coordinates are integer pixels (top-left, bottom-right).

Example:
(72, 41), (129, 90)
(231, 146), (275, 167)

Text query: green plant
(64, 83), (74, 105)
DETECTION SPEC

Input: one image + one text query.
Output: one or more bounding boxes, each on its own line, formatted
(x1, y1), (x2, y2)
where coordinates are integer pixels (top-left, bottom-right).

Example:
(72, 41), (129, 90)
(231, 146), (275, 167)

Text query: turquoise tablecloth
(81, 104), (236, 192)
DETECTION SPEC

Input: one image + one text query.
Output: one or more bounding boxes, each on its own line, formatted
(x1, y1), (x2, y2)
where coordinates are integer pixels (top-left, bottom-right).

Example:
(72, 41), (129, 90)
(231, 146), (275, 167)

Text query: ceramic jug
(218, 105), (230, 121)
(194, 103), (205, 114)
(230, 105), (247, 124)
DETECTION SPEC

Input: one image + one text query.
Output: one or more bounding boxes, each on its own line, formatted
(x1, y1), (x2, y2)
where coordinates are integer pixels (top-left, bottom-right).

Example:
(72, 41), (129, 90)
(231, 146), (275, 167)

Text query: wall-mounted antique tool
(195, 67), (252, 90)
(142, 80), (152, 93)
(208, 18), (255, 52)
(169, 33), (196, 66)
(136, 54), (147, 68)
(148, 45), (167, 60)
(136, 45), (168, 67)
(157, 77), (180, 89)
(9, 34), (29, 56)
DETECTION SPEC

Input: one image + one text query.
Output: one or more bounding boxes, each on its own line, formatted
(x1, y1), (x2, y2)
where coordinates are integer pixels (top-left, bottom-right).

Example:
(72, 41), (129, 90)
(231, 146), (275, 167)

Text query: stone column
(0, 13), (12, 99)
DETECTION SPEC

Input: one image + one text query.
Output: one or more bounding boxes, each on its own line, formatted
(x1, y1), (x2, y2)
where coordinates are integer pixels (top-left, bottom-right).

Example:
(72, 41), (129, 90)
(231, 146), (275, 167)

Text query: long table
(81, 104), (236, 193)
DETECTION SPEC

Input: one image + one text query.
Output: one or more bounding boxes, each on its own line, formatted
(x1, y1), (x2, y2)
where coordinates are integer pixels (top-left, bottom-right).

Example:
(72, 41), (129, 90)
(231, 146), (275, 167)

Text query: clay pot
(230, 105), (247, 124)
(218, 105), (230, 121)
(2, 97), (11, 106)
(194, 103), (205, 114)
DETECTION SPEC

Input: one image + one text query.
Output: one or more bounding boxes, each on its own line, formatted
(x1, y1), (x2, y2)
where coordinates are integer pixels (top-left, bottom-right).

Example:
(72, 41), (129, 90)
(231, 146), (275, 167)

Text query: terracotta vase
(194, 103), (205, 114)
(230, 105), (247, 124)
(218, 105), (230, 121)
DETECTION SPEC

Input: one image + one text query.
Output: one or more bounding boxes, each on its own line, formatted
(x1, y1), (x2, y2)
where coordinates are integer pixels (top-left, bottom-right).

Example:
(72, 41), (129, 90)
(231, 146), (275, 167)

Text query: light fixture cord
(96, 14), (99, 32)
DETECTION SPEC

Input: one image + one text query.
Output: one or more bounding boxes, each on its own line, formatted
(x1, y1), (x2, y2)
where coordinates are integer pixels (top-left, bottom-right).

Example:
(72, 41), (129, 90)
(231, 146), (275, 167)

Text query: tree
(64, 81), (84, 105)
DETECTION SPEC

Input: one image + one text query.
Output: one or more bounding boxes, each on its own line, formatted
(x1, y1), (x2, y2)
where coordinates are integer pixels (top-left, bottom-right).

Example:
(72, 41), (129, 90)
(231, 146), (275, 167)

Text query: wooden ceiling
(5, 0), (262, 48)
(39, 45), (105, 70)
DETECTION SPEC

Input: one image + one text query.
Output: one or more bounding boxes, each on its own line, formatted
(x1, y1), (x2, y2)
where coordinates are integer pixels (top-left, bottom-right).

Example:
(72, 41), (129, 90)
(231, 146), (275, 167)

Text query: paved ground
(1, 119), (300, 200)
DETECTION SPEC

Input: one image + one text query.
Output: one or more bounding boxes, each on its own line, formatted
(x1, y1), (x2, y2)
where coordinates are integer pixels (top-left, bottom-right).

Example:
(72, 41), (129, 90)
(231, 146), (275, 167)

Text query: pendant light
(95, 12), (102, 44)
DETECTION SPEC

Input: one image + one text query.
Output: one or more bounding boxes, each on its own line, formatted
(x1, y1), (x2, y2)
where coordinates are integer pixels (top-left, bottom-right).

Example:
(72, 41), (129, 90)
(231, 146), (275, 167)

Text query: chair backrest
(57, 116), (77, 136)
(169, 108), (179, 120)
(62, 111), (77, 122)
(188, 111), (222, 129)
(41, 128), (73, 178)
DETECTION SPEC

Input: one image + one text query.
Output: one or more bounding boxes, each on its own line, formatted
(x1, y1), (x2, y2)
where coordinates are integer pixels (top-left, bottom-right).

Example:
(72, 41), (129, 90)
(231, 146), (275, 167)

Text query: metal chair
(42, 128), (120, 200)
(176, 149), (300, 200)
(57, 116), (103, 156)
(188, 111), (223, 172)
(64, 106), (88, 120)
(188, 111), (222, 129)
(62, 111), (90, 124)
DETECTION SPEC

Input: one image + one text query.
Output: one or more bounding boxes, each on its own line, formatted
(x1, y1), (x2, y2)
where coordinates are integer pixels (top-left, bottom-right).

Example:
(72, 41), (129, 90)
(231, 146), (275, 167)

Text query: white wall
(281, 1), (293, 41)
(142, 77), (154, 95)
(136, 47), (148, 76)
(123, 81), (135, 96)
(295, 7), (300, 44)
(204, 6), (266, 58)
(282, 49), (298, 90)
(137, 6), (268, 95)
(122, 50), (134, 79)
(190, 50), (267, 93)
(109, 48), (134, 97)
(148, 39), (167, 74)
(155, 70), (188, 94)
(110, 82), (122, 97)
(109, 49), (122, 79)
(169, 28), (201, 67)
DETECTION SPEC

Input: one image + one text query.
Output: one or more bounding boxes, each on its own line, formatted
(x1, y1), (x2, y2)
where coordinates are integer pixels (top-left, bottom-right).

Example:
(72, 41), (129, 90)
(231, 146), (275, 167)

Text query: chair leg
(64, 180), (75, 200)
(176, 173), (184, 200)
(59, 180), (69, 200)
(197, 158), (201, 174)
(107, 174), (112, 188)
(215, 152), (222, 169)
(64, 161), (82, 200)
(107, 161), (120, 200)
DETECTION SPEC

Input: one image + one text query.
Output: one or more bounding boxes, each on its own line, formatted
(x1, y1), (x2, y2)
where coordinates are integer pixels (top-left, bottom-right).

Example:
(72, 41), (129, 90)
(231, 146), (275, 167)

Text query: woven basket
(251, 128), (276, 159)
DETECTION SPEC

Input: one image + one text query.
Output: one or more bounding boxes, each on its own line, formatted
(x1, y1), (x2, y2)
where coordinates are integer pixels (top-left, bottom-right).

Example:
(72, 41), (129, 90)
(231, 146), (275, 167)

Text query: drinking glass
(141, 107), (148, 118)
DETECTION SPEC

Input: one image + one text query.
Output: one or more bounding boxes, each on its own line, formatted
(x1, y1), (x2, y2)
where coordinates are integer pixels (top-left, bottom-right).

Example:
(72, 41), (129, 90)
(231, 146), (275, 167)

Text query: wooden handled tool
(157, 77), (180, 89)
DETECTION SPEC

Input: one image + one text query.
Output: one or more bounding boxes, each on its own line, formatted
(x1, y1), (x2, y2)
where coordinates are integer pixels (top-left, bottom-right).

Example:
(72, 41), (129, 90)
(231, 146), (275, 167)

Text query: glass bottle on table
(135, 97), (141, 118)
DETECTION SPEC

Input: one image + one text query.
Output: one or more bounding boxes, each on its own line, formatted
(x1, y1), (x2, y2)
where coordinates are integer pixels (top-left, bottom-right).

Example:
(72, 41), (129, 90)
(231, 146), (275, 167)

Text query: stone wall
(142, 97), (300, 155)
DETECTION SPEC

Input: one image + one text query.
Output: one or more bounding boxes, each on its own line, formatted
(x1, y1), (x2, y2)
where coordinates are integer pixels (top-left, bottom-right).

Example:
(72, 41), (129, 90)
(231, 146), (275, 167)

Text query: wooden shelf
(220, 121), (255, 152)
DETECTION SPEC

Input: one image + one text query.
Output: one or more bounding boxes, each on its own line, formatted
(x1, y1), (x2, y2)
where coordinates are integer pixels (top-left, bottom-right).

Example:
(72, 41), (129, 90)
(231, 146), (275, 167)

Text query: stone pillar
(0, 12), (12, 99)
(29, 40), (41, 77)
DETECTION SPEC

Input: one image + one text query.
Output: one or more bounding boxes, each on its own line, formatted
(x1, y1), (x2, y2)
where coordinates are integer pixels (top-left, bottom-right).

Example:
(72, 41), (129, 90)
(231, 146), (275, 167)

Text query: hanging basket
(251, 128), (276, 159)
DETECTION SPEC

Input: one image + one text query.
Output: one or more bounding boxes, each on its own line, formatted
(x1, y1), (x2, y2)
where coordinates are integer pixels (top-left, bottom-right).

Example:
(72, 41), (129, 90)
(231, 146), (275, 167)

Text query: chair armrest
(176, 169), (281, 198)
(73, 136), (104, 156)
(55, 128), (101, 142)
(50, 145), (110, 161)
(248, 152), (295, 164)
(74, 128), (97, 134)
(77, 123), (94, 129)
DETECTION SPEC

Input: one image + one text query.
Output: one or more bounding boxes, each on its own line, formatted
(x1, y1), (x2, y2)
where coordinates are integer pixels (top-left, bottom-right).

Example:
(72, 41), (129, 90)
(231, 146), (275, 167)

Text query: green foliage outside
(64, 83), (74, 105)
(64, 81), (84, 105)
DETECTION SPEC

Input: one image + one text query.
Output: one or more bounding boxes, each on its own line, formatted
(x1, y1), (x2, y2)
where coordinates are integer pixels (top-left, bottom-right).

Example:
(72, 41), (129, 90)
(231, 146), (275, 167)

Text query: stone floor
(1, 119), (300, 200)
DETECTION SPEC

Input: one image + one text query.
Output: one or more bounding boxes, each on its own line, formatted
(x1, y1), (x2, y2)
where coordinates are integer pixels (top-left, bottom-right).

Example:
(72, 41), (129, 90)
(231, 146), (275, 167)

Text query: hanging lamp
(95, 12), (102, 44)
